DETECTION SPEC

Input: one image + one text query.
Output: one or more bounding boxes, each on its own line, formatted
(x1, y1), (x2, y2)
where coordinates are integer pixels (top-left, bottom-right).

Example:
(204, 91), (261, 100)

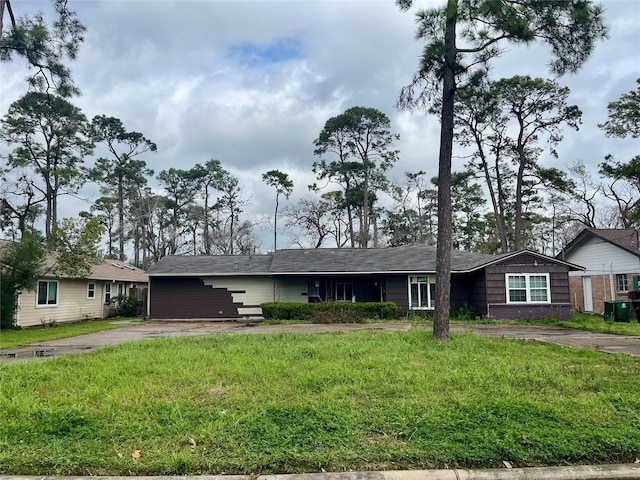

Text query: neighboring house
(556, 228), (640, 314)
(146, 245), (582, 320)
(16, 259), (148, 327)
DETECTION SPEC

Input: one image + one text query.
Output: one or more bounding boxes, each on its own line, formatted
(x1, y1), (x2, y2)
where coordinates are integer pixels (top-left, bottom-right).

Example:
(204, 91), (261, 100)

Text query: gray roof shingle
(146, 254), (274, 276)
(146, 245), (517, 276)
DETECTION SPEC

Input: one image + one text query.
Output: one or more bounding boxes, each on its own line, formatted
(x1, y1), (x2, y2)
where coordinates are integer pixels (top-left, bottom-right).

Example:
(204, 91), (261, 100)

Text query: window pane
(617, 274), (628, 291)
(410, 283), (419, 307)
(508, 276), (526, 288)
(47, 282), (57, 304)
(37, 282), (47, 305)
(420, 283), (428, 307)
(529, 276), (547, 289)
(509, 290), (527, 302)
(530, 289), (548, 302)
(429, 283), (436, 308)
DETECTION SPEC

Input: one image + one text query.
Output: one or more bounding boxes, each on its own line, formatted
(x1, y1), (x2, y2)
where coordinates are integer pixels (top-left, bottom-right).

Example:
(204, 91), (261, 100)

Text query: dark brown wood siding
(384, 275), (408, 317)
(484, 254), (572, 320)
(452, 271), (487, 316)
(149, 277), (241, 319)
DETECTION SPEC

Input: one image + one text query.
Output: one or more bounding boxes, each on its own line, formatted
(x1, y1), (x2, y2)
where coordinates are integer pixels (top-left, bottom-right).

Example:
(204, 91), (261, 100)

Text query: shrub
(310, 304), (366, 324)
(109, 295), (142, 318)
(261, 302), (398, 322)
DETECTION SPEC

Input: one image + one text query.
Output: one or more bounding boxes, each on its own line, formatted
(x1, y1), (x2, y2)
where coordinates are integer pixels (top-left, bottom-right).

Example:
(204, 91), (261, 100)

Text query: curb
(2, 465), (640, 480)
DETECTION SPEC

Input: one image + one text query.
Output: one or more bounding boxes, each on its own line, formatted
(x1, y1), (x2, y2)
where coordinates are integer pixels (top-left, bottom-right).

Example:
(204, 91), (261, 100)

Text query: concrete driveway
(1, 321), (639, 363)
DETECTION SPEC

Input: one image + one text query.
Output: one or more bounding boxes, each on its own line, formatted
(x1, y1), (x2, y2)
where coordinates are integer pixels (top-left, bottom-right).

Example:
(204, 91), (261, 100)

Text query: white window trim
(505, 273), (551, 304)
(104, 283), (112, 304)
(36, 280), (59, 308)
(87, 282), (96, 299)
(408, 275), (436, 310)
(616, 274), (628, 293)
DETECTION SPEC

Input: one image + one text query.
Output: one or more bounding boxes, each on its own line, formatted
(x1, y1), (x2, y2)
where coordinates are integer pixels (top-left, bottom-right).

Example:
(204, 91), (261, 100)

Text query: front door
(583, 276), (593, 312)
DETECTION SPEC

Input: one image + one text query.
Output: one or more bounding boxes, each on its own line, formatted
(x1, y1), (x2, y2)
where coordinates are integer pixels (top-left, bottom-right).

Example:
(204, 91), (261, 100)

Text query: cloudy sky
(2, 0), (639, 250)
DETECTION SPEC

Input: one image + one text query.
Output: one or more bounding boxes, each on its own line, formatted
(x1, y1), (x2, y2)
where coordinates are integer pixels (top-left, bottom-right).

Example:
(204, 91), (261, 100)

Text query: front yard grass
(451, 312), (640, 337)
(0, 319), (143, 350)
(1, 330), (638, 475)
(545, 312), (640, 336)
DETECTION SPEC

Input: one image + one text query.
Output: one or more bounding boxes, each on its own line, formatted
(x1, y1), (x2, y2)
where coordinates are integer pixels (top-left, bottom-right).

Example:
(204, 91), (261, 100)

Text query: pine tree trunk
(433, 0), (458, 341)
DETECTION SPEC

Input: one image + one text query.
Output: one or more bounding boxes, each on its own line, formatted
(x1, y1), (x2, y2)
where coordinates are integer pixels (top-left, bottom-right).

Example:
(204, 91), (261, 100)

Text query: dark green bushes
(109, 296), (142, 318)
(260, 301), (398, 322)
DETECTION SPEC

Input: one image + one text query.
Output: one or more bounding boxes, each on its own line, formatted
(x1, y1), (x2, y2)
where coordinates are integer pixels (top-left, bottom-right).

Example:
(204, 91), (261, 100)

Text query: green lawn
(547, 312), (640, 336)
(0, 319), (142, 350)
(452, 312), (640, 336)
(1, 330), (638, 475)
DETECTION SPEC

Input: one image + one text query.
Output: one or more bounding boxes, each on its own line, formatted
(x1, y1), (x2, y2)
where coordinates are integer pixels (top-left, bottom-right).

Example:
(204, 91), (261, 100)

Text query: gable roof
(87, 260), (148, 283)
(42, 257), (148, 282)
(1, 239), (148, 282)
(557, 228), (640, 260)
(147, 245), (580, 277)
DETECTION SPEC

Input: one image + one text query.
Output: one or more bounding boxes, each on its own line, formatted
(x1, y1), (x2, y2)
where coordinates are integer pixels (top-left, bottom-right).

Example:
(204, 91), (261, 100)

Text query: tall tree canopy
(397, 0), (607, 339)
(455, 74), (581, 251)
(0, 91), (93, 240)
(598, 78), (640, 227)
(313, 106), (399, 248)
(262, 169), (294, 251)
(0, 0), (85, 96)
(89, 115), (156, 261)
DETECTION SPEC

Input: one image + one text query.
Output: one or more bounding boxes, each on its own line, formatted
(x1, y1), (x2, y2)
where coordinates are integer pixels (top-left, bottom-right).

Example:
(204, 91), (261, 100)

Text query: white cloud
(1, 0), (638, 250)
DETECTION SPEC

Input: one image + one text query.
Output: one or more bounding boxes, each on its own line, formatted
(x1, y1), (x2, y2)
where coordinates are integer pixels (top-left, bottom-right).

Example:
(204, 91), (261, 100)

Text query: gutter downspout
(609, 262), (615, 301)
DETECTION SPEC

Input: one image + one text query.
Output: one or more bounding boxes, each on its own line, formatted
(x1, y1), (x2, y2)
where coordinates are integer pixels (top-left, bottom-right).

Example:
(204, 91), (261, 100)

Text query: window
(506, 274), (550, 303)
(336, 283), (353, 302)
(37, 280), (58, 306)
(616, 274), (628, 292)
(117, 282), (125, 297)
(87, 282), (96, 299)
(409, 276), (435, 309)
(104, 283), (111, 304)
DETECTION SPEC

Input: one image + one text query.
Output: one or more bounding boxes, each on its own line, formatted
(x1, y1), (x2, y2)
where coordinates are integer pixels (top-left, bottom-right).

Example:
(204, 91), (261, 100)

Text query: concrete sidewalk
(2, 464), (640, 479)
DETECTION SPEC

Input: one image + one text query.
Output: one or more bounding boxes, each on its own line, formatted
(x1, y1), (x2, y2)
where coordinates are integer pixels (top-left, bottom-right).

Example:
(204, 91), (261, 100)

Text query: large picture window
(506, 274), (550, 303)
(409, 276), (435, 309)
(37, 280), (58, 306)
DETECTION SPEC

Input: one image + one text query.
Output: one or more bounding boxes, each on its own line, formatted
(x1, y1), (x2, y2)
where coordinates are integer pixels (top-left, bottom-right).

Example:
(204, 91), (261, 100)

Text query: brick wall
(570, 273), (635, 314)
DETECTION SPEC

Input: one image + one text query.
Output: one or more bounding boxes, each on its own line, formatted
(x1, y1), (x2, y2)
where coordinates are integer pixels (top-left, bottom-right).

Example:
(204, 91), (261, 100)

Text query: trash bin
(604, 301), (615, 321)
(614, 300), (631, 322)
(604, 300), (631, 322)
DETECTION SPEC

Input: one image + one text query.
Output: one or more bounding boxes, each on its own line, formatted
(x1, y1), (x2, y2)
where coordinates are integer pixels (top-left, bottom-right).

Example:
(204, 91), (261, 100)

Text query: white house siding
(275, 278), (309, 303)
(565, 237), (640, 313)
(203, 276), (273, 316)
(17, 279), (104, 327)
(565, 237), (640, 275)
